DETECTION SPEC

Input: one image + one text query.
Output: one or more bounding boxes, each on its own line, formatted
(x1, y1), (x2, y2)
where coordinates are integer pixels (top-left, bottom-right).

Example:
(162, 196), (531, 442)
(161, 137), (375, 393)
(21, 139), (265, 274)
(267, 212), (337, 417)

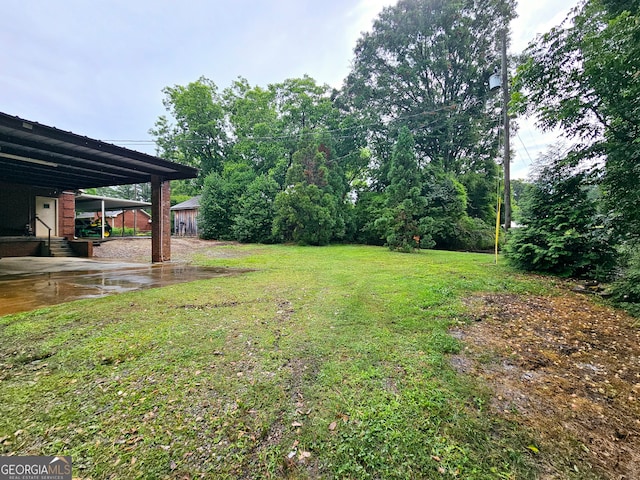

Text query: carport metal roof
(0, 111), (198, 189)
(75, 193), (152, 212)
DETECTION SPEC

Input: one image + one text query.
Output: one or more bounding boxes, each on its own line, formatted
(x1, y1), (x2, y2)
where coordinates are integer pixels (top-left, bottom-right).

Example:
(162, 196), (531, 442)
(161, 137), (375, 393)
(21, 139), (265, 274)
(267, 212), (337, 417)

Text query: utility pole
(501, 29), (511, 231)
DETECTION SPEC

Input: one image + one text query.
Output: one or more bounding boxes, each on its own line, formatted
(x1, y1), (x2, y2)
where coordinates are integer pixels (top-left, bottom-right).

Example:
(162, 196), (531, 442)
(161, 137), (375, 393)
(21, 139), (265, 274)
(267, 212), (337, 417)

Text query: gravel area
(92, 237), (231, 262)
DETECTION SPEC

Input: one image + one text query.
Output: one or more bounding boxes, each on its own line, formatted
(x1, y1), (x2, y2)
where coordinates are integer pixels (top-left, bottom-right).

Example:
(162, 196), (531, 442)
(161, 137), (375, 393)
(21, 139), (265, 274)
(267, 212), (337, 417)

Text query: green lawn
(1, 245), (549, 479)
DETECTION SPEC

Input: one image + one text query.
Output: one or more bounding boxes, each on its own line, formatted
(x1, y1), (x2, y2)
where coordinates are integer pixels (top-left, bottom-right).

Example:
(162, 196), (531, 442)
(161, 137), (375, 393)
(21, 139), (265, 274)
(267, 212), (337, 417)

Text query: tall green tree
(376, 127), (432, 251)
(341, 0), (515, 178)
(222, 78), (286, 175)
(340, 0), (515, 248)
(222, 75), (365, 192)
(232, 174), (280, 244)
(459, 158), (499, 223)
(272, 140), (343, 245)
(150, 77), (229, 178)
(425, 171), (470, 249)
(512, 0), (640, 240)
(198, 163), (256, 240)
(154, 75), (360, 244)
(352, 190), (387, 245)
(271, 76), (335, 137)
(272, 183), (337, 246)
(198, 173), (229, 240)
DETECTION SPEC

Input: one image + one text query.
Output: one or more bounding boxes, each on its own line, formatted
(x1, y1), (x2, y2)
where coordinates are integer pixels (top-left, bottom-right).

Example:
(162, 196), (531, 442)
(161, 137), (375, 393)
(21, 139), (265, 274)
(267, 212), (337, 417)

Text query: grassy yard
(1, 245), (551, 479)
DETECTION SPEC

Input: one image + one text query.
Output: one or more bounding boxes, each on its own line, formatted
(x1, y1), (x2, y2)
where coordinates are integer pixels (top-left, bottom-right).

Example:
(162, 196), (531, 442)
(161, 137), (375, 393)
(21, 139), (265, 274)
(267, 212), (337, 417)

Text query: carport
(75, 193), (152, 238)
(0, 111), (198, 262)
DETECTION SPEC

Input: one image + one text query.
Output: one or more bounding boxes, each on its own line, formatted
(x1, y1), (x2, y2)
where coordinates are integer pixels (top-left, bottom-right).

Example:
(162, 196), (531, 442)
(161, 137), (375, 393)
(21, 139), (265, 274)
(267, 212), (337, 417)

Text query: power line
(516, 131), (534, 164)
(104, 102), (481, 146)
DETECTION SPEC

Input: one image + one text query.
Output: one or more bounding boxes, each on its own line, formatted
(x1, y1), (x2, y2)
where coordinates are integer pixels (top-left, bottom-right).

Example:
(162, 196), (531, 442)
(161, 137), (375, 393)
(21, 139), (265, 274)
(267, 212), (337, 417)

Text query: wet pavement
(0, 257), (245, 316)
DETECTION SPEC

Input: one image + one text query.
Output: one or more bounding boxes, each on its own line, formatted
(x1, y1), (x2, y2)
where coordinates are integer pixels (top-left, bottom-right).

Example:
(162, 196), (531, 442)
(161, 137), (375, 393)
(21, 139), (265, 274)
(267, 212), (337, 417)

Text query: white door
(35, 196), (57, 237)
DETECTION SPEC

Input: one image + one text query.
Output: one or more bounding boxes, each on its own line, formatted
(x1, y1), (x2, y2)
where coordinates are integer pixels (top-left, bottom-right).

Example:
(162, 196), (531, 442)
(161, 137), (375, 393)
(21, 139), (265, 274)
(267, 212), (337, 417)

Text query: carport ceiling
(0, 112), (198, 190)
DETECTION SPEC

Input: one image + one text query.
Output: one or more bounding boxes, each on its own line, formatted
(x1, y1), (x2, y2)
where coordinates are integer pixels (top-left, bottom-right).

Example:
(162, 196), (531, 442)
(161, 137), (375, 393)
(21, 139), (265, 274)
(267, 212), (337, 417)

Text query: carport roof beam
(0, 111), (198, 190)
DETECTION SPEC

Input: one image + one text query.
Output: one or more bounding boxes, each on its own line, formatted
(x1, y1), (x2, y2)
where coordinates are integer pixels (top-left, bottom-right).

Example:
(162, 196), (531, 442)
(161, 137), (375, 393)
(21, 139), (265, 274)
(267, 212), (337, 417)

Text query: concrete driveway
(0, 257), (241, 316)
(0, 256), (146, 276)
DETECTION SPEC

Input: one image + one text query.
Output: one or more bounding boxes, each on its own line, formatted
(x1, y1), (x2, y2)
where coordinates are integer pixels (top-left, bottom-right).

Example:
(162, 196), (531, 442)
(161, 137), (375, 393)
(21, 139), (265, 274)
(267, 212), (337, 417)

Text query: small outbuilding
(171, 196), (200, 237)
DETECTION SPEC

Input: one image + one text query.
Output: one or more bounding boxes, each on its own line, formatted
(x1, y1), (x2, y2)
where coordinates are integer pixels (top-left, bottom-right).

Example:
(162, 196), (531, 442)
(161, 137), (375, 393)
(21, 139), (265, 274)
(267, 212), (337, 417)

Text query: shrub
(505, 149), (616, 280)
(232, 175), (279, 244)
(272, 184), (337, 246)
(610, 243), (640, 316)
(110, 227), (150, 237)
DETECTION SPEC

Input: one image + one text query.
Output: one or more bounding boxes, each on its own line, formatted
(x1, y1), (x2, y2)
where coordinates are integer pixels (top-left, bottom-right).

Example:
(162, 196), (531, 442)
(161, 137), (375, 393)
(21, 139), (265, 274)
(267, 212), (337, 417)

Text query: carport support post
(101, 199), (105, 239)
(151, 176), (171, 262)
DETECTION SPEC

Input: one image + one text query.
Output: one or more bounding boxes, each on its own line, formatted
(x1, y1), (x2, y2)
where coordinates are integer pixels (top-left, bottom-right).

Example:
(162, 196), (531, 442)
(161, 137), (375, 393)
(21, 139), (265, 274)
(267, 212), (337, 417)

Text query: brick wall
(59, 191), (76, 238)
(151, 177), (171, 262)
(111, 210), (152, 231)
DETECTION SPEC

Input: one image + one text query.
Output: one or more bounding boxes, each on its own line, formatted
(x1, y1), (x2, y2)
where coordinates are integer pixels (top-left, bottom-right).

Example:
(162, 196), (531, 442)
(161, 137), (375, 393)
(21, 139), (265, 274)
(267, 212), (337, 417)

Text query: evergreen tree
(273, 141), (341, 245)
(377, 127), (432, 252)
(352, 190), (387, 246)
(505, 146), (615, 279)
(272, 183), (337, 246)
(425, 171), (471, 249)
(341, 0), (515, 218)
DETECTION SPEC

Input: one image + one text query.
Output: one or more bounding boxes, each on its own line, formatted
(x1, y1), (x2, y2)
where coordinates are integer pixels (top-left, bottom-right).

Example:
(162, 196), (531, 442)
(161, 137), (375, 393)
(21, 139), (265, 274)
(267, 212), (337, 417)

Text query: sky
(1, 0), (578, 180)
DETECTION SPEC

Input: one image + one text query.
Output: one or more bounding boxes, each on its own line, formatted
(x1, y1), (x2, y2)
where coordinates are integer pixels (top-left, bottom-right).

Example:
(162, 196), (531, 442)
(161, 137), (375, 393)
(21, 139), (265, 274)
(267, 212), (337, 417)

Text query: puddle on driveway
(0, 263), (248, 316)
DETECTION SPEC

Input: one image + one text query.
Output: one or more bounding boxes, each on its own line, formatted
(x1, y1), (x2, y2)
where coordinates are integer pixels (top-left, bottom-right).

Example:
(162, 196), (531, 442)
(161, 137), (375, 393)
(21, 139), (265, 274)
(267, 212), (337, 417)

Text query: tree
(198, 163), (256, 240)
(341, 0), (515, 211)
(198, 173), (228, 240)
(511, 0), (640, 240)
(271, 76), (335, 138)
(510, 179), (531, 224)
(337, 0), (516, 250)
(505, 145), (615, 279)
(232, 174), (280, 244)
(352, 190), (387, 246)
(272, 140), (342, 245)
(222, 78), (287, 175)
(425, 171), (470, 249)
(272, 184), (337, 246)
(152, 75), (360, 245)
(592, 9), (640, 240)
(93, 184), (151, 202)
(150, 77), (229, 178)
(459, 157), (499, 223)
(377, 127), (432, 252)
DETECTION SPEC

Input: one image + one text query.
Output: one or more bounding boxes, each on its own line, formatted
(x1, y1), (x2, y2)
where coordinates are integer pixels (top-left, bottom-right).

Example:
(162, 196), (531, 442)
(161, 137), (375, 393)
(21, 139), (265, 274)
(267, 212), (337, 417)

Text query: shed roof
(170, 195), (201, 211)
(0, 112), (198, 190)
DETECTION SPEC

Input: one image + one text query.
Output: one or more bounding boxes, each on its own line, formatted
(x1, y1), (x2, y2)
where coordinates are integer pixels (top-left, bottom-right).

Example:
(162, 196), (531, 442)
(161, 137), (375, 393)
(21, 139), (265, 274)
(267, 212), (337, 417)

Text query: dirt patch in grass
(454, 290), (640, 479)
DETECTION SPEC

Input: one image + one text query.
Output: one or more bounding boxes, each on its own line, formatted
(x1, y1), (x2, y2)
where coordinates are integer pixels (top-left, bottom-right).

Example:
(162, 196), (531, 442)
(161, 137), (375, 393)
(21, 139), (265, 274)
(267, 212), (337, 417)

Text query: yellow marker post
(495, 187), (501, 264)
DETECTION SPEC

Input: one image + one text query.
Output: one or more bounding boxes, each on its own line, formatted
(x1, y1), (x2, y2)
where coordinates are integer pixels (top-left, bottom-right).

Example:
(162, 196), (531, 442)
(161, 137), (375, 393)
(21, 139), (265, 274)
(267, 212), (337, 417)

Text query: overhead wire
(516, 131), (534, 165)
(103, 102), (479, 147)
(107, 101), (508, 184)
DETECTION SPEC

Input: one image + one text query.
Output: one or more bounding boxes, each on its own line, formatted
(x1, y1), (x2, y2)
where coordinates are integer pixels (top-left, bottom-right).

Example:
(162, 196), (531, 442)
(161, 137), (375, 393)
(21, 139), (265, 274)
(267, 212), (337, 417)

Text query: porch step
(47, 238), (78, 257)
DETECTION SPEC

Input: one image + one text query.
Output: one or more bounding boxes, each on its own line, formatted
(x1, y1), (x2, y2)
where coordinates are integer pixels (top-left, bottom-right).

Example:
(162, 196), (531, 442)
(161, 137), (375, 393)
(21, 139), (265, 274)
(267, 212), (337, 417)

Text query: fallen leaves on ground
(454, 290), (640, 479)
